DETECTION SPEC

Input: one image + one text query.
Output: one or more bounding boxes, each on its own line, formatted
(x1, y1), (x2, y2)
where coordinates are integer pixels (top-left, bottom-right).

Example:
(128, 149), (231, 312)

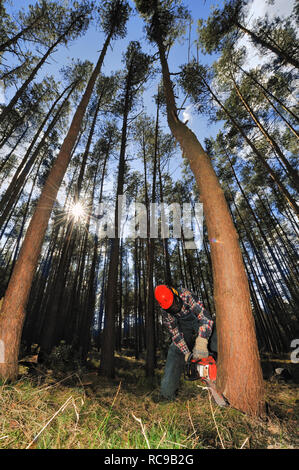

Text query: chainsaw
(185, 355), (228, 407)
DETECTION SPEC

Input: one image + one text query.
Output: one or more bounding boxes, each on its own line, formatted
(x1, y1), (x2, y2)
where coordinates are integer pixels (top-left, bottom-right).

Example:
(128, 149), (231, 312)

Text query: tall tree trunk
(0, 124), (29, 175)
(39, 92), (103, 355)
(230, 195), (290, 352)
(225, 150), (297, 304)
(99, 66), (132, 378)
(145, 95), (159, 377)
(156, 37), (265, 416)
(76, 92), (104, 199)
(157, 148), (172, 285)
(177, 241), (186, 286)
(0, 82), (77, 226)
(228, 202), (283, 353)
(133, 238), (140, 360)
(77, 136), (112, 360)
(0, 31), (113, 381)
(237, 65), (299, 129)
(7, 155), (43, 282)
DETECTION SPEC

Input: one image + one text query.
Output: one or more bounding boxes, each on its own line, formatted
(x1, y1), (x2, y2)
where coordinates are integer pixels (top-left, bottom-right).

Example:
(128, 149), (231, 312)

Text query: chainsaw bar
(200, 378), (229, 407)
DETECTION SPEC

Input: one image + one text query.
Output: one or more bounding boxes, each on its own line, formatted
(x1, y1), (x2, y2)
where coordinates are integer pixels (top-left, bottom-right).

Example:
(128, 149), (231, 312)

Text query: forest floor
(0, 348), (298, 450)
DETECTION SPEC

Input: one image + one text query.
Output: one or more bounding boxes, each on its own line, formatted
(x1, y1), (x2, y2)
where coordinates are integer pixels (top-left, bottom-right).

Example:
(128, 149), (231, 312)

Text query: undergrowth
(0, 350), (298, 449)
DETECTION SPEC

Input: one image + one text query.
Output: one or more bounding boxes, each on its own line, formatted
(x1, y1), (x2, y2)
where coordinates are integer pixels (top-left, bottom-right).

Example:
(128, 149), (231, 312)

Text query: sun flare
(69, 201), (86, 222)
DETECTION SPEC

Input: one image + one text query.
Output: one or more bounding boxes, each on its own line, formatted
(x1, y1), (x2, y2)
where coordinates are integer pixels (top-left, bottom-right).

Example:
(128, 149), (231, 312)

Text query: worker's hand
(192, 336), (209, 359)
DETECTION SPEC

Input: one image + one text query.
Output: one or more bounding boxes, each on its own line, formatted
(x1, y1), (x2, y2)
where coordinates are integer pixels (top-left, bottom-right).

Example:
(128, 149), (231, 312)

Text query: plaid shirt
(161, 288), (213, 355)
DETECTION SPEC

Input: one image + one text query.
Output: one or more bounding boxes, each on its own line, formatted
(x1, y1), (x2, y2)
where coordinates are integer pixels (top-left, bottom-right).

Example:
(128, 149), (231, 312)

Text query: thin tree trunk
(231, 198), (290, 352)
(0, 124), (29, 175)
(7, 155), (43, 282)
(99, 64), (132, 378)
(231, 76), (299, 189)
(133, 238), (140, 360)
(229, 203), (283, 353)
(0, 12), (45, 53)
(203, 76), (299, 214)
(0, 14), (83, 125)
(40, 94), (103, 354)
(157, 148), (172, 285)
(236, 22), (299, 70)
(156, 37), (265, 416)
(145, 95), (159, 377)
(0, 81), (77, 225)
(237, 65), (299, 128)
(226, 149), (298, 304)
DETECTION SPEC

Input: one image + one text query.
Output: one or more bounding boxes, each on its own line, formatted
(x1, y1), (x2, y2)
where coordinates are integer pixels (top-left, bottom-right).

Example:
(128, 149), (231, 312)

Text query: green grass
(0, 352), (298, 449)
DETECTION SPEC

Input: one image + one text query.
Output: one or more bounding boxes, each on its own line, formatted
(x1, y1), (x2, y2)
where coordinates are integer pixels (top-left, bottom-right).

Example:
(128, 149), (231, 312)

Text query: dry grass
(0, 352), (298, 449)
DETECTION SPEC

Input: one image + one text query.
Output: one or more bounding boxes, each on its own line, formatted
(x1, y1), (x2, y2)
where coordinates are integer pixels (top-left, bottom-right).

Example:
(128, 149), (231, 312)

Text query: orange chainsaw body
(185, 355), (217, 382)
(193, 355), (217, 382)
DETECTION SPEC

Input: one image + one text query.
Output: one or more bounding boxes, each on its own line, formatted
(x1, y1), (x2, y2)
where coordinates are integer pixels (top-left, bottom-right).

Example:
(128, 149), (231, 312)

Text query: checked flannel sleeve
(162, 313), (190, 355)
(179, 288), (214, 340)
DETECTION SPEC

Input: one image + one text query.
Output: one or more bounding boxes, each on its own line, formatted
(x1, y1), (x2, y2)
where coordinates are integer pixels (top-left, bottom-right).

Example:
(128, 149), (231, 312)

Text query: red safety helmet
(154, 285), (179, 310)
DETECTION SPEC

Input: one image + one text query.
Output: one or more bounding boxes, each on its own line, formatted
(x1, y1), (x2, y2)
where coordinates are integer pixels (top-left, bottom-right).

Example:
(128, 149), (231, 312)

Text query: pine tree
(0, 0), (131, 382)
(135, 0), (265, 416)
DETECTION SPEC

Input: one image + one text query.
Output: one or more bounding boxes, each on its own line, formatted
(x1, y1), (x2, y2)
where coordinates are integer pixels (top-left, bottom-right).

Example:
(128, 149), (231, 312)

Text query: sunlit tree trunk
(156, 36), (265, 416)
(0, 32), (113, 381)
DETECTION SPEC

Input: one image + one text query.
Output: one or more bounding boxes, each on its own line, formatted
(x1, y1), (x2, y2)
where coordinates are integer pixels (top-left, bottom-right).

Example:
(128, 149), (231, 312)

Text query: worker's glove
(192, 336), (209, 360)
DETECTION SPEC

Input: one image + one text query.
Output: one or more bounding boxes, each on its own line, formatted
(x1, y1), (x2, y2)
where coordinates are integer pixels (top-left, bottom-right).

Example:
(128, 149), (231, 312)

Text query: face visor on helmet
(154, 285), (183, 314)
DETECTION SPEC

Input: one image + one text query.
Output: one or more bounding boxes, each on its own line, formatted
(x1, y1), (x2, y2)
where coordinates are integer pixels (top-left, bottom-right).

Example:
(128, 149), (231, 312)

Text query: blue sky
(1, 0), (295, 257)
(3, 0), (224, 137)
(2, 0), (228, 194)
(3, 0), (295, 141)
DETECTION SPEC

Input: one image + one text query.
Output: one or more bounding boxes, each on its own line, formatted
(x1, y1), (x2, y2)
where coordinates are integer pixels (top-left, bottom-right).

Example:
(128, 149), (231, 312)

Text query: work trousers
(160, 312), (217, 400)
